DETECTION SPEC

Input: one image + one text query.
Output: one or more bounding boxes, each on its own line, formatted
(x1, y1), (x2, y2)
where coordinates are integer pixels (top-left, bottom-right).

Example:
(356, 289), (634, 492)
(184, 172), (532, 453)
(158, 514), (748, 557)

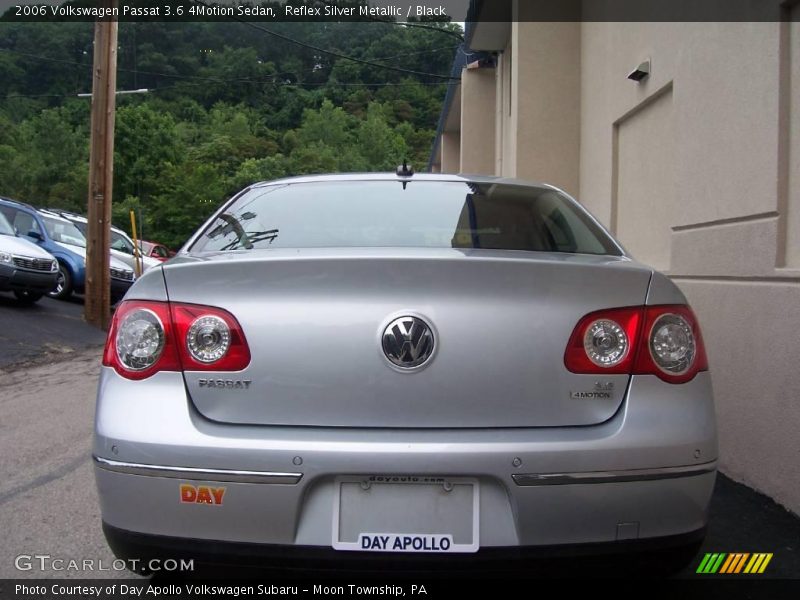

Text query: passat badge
(198, 378), (251, 389)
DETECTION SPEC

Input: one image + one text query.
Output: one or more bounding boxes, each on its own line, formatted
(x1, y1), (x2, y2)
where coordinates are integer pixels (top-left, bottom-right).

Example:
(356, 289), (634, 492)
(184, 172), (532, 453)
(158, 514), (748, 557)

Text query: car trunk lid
(163, 248), (651, 428)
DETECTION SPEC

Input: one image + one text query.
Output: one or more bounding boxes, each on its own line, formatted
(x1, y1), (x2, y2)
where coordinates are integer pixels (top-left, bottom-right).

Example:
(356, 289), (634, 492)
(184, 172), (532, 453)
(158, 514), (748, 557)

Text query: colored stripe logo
(696, 553), (773, 574)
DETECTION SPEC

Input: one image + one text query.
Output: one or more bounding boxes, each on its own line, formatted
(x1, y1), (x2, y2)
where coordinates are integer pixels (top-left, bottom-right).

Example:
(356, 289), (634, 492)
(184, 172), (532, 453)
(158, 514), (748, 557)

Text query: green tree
(114, 103), (182, 202)
(355, 103), (408, 170)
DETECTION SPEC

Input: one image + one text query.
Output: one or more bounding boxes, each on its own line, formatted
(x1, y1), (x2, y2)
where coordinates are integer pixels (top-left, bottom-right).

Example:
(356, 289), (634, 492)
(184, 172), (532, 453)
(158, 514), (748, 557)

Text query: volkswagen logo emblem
(382, 316), (435, 369)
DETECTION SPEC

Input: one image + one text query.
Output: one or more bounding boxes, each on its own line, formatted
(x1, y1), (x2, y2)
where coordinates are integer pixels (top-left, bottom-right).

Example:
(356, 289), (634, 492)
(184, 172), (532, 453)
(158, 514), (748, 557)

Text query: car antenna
(396, 160), (414, 189)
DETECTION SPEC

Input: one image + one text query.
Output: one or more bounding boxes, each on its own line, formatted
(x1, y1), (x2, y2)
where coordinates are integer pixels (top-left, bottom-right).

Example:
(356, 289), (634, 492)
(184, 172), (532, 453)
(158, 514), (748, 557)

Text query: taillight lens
(171, 303), (250, 372)
(565, 304), (708, 384)
(186, 315), (230, 363)
(583, 318), (630, 367)
(564, 307), (642, 375)
(634, 304), (708, 384)
(115, 308), (165, 371)
(103, 300), (250, 379)
(648, 313), (695, 374)
(103, 301), (180, 380)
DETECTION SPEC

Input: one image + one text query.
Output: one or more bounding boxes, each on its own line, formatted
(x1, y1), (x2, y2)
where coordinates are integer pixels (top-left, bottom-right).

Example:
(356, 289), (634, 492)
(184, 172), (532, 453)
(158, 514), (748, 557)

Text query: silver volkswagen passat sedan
(93, 173), (716, 572)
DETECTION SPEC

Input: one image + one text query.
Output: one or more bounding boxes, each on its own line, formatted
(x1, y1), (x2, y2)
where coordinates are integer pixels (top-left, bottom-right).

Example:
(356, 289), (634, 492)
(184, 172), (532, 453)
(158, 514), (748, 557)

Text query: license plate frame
(332, 475), (480, 553)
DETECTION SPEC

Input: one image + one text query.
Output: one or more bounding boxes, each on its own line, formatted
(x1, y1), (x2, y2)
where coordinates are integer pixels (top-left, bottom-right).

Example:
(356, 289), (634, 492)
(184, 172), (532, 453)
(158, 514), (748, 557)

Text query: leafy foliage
(0, 14), (457, 248)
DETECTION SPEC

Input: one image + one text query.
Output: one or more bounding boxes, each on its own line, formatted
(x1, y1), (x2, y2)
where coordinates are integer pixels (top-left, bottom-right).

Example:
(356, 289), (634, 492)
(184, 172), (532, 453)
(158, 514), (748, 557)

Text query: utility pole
(84, 0), (119, 330)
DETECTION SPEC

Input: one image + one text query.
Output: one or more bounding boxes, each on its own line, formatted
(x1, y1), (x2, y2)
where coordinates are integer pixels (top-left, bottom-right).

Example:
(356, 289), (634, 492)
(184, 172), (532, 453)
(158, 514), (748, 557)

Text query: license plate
(332, 476), (479, 553)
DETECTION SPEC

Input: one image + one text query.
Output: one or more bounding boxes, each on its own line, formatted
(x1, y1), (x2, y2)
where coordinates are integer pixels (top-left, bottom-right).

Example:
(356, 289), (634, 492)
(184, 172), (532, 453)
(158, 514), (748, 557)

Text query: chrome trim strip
(93, 456), (303, 485)
(512, 461), (717, 486)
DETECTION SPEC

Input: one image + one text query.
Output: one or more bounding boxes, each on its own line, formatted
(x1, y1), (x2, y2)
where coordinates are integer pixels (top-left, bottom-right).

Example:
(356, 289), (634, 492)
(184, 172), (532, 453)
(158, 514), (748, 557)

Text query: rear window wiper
(217, 213), (254, 250)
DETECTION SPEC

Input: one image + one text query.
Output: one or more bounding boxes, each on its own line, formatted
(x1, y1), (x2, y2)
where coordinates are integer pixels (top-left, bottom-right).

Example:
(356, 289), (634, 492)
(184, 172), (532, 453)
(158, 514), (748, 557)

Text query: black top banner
(0, 0), (798, 23)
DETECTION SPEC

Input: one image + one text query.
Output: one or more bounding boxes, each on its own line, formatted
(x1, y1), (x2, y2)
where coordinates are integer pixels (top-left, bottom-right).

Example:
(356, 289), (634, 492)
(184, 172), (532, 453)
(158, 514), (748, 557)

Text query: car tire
(47, 263), (73, 300)
(13, 290), (43, 305)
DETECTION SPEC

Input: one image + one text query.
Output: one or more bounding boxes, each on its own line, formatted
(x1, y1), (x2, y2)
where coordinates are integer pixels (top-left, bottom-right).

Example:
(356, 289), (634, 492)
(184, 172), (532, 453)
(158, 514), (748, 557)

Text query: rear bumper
(94, 461), (716, 550)
(94, 368), (717, 553)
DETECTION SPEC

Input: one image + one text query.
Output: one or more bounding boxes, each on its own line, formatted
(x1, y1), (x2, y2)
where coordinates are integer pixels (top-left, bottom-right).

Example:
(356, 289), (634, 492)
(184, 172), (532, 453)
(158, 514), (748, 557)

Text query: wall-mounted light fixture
(466, 56), (496, 70)
(627, 59), (651, 82)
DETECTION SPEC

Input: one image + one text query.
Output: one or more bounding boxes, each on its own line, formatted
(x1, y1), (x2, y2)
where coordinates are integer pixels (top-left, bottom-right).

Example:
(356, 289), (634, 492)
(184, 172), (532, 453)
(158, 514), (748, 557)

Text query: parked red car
(138, 240), (174, 262)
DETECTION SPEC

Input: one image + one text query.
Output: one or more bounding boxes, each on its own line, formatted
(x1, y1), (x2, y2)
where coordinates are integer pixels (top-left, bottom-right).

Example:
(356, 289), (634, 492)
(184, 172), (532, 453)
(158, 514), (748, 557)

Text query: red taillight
(564, 307), (643, 375)
(564, 304), (708, 384)
(103, 301), (181, 380)
(103, 300), (250, 380)
(170, 303), (251, 372)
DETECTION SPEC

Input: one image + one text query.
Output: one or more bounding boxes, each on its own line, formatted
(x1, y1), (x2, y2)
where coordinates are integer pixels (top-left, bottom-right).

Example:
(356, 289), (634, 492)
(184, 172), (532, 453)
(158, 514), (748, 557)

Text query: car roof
(250, 172), (560, 192)
(37, 209), (74, 224)
(51, 209), (88, 224)
(1, 202), (129, 235)
(47, 208), (129, 236)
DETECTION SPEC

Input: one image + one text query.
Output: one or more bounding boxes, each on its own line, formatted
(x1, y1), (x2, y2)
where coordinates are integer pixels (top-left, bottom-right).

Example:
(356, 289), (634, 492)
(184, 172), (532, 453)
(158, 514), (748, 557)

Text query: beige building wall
(440, 131), (461, 174)
(507, 18), (581, 195)
(578, 21), (800, 515)
(614, 87), (675, 271)
(459, 67), (496, 175)
(787, 11), (800, 267)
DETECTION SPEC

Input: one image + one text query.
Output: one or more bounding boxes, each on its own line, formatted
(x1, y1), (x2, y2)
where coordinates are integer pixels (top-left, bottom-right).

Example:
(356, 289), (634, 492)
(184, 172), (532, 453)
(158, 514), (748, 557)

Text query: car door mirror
(27, 230), (43, 242)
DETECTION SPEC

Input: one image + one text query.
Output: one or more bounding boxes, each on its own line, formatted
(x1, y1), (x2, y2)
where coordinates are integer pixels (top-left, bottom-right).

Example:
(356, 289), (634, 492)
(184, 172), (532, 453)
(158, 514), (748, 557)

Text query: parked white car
(0, 210), (58, 304)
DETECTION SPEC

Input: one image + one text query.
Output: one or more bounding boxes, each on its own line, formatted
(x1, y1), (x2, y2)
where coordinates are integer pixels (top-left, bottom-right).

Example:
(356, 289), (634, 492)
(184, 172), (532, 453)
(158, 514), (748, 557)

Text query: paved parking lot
(0, 295), (798, 580)
(0, 294), (105, 369)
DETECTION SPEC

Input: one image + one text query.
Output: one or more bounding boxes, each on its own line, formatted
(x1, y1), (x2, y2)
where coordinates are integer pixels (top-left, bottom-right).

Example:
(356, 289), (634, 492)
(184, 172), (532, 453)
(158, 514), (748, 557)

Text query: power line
(150, 79), (446, 92)
(188, 0), (459, 81)
(0, 47), (256, 83)
(1, 92), (73, 99)
(0, 77), (447, 102)
(0, 43), (458, 87)
(141, 78), (446, 96)
(0, 48), (92, 69)
(267, 43), (458, 80)
(274, 80), (447, 87)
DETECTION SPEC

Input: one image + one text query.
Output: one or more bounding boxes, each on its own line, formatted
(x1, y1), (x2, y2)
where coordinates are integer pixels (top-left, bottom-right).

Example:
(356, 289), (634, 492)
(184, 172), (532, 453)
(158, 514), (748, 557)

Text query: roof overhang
(465, 0), (511, 51)
(467, 21), (511, 51)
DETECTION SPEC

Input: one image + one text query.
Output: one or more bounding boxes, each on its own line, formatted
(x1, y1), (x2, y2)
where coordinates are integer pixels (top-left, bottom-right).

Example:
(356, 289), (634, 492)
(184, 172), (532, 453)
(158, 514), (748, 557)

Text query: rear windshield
(190, 181), (621, 256)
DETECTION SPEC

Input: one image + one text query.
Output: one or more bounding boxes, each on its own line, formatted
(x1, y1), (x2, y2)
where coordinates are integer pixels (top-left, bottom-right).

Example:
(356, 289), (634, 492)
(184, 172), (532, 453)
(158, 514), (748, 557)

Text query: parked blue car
(0, 198), (135, 302)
